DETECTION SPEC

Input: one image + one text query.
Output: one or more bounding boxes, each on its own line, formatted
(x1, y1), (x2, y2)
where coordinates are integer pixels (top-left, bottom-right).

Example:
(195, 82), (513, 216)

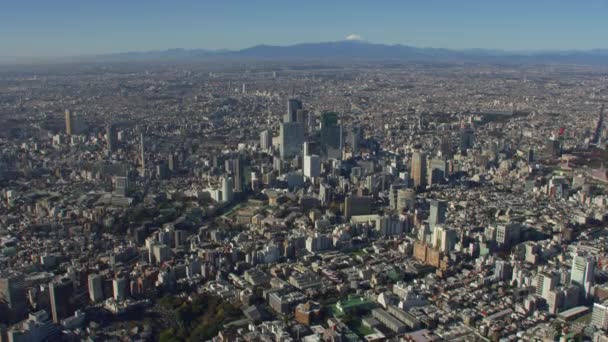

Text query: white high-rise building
(260, 130), (272, 151)
(221, 176), (234, 203)
(592, 301), (608, 330)
(139, 132), (146, 177)
(570, 252), (595, 296)
(303, 154), (321, 179)
(432, 225), (457, 253)
(536, 271), (559, 299)
(112, 277), (127, 301)
(303, 141), (311, 156)
(87, 274), (103, 302)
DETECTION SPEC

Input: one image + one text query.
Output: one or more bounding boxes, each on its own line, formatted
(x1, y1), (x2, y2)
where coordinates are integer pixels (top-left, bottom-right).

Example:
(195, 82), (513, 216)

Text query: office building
(222, 176), (234, 203)
(167, 153), (178, 172)
(297, 109), (309, 129)
(432, 225), (458, 253)
(88, 274), (104, 303)
(536, 271), (559, 299)
(496, 223), (522, 248)
(386, 305), (422, 330)
(428, 158), (448, 185)
(411, 151), (427, 189)
(6, 311), (59, 342)
(319, 183), (332, 205)
(390, 184), (416, 213)
(546, 138), (561, 158)
(260, 129), (272, 151)
(106, 123), (117, 152)
(440, 136), (452, 158)
(389, 184), (406, 211)
(152, 244), (171, 265)
(303, 154), (321, 179)
(285, 98), (303, 123)
(303, 141), (311, 156)
(347, 126), (363, 154)
(571, 252), (595, 296)
(279, 122), (304, 159)
(113, 277), (127, 301)
(320, 112), (343, 158)
(494, 260), (513, 281)
(0, 273), (27, 315)
(139, 131), (146, 177)
(592, 301), (608, 330)
(429, 199), (447, 229)
(65, 109), (75, 135)
(303, 141), (321, 157)
(344, 196), (373, 218)
(397, 188), (416, 212)
(459, 124), (475, 153)
(225, 156), (246, 192)
(49, 278), (74, 323)
(371, 308), (407, 334)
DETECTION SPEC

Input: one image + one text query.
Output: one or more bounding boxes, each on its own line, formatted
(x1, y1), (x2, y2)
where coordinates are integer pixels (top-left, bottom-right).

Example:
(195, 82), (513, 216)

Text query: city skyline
(2, 2), (608, 341)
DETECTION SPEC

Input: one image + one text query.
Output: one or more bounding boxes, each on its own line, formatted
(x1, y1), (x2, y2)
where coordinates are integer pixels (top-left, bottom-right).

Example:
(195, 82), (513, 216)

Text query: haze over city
(1, 2), (608, 342)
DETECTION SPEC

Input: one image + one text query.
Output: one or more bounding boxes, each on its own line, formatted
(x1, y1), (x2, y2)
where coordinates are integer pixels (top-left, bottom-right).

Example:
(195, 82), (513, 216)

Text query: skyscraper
(389, 184), (406, 211)
(113, 277), (127, 301)
(296, 109), (308, 127)
(88, 274), (104, 303)
(285, 98), (303, 123)
(397, 188), (416, 212)
(167, 153), (178, 172)
(106, 123), (117, 152)
(546, 138), (561, 158)
(303, 154), (321, 179)
(221, 176), (234, 203)
(65, 109), (74, 135)
(280, 122), (304, 159)
(432, 225), (457, 253)
(233, 155), (245, 193)
(319, 182), (332, 206)
(49, 278), (74, 323)
(428, 158), (448, 186)
(225, 155), (248, 193)
(429, 199), (447, 229)
(0, 273), (27, 315)
(592, 301), (608, 330)
(344, 196), (373, 218)
(347, 126), (363, 154)
(536, 271), (559, 299)
(570, 252), (595, 297)
(440, 136), (452, 158)
(411, 151), (427, 189)
(260, 129), (272, 151)
(320, 112), (343, 159)
(139, 131), (146, 177)
(459, 124), (474, 154)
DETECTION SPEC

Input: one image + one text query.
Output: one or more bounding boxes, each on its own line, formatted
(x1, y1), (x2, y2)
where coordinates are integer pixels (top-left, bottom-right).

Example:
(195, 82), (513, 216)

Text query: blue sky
(1, 0), (607, 57)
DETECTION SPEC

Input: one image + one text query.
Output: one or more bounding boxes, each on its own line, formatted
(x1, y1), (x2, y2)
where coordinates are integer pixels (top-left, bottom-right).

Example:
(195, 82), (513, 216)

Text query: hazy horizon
(2, 0), (608, 60)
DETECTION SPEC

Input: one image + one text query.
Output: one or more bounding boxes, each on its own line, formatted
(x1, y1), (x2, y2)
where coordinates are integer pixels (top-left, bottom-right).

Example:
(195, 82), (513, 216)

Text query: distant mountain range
(9, 40), (608, 65)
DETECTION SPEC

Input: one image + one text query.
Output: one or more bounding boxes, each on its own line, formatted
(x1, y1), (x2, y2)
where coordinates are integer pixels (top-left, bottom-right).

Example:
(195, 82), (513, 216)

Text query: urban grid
(0, 52), (608, 342)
